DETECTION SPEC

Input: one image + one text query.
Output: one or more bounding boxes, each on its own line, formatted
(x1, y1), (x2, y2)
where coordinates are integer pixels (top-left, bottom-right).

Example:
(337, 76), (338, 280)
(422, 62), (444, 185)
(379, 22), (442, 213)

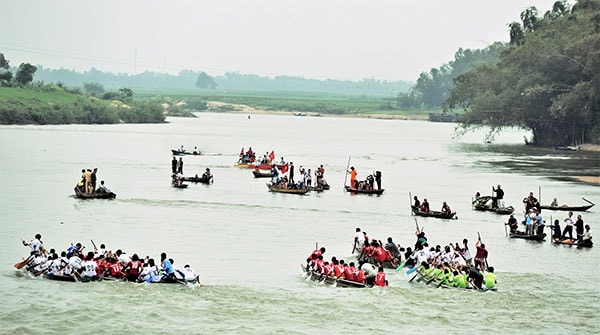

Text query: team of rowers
(305, 227), (497, 290)
(16, 234), (202, 285)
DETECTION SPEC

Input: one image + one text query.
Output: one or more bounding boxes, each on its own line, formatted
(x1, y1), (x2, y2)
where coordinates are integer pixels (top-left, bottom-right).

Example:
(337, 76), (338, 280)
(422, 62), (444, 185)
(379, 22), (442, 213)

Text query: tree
(521, 6), (539, 31)
(195, 71), (217, 89)
(83, 82), (105, 96)
(119, 87), (133, 101)
(508, 22), (525, 46)
(14, 63), (37, 86)
(0, 53), (12, 86)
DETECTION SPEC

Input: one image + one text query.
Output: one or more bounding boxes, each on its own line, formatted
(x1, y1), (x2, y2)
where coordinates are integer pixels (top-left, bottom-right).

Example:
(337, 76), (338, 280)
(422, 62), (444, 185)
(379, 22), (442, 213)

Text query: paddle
(406, 265), (419, 275)
(395, 219), (420, 272)
(14, 255), (33, 269)
(343, 156), (351, 191)
(90, 239), (97, 252)
(582, 197), (595, 205)
(409, 273), (419, 283)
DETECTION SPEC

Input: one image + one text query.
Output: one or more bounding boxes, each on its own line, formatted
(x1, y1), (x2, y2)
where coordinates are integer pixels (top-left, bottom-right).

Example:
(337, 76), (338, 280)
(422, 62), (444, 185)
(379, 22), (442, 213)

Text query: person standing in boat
(492, 185), (504, 209)
(562, 211), (575, 240)
(523, 192), (538, 212)
(288, 162), (295, 186)
(91, 168), (98, 192)
(474, 239), (488, 272)
(171, 156), (177, 174)
(375, 171), (382, 190)
(177, 157), (184, 174)
(348, 166), (357, 189)
(574, 214), (585, 242)
(461, 239), (473, 266)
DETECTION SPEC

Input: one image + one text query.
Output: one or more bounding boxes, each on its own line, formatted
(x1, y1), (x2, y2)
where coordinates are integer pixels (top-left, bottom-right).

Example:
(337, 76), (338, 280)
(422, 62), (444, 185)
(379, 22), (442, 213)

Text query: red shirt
(375, 272), (387, 286)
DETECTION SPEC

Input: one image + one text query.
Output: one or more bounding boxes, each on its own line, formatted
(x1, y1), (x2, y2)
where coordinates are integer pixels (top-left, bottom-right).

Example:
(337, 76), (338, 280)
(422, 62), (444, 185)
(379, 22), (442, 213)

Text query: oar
(582, 197), (595, 205)
(90, 239), (97, 251)
(14, 255), (33, 269)
(409, 191), (413, 216)
(343, 156), (351, 191)
(504, 221), (508, 237)
(406, 265), (419, 275)
(409, 273), (419, 282)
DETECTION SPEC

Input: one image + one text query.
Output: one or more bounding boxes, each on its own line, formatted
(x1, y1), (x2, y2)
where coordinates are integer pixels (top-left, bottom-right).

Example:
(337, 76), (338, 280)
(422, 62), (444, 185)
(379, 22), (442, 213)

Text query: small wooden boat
(301, 265), (368, 288)
(266, 183), (310, 194)
(411, 206), (457, 219)
(74, 187), (116, 199)
(171, 149), (201, 156)
(552, 237), (593, 248)
(472, 196), (514, 214)
(344, 186), (384, 195)
(181, 175), (213, 184)
(509, 232), (546, 241)
(310, 184), (331, 192)
(252, 170), (275, 178)
(540, 198), (594, 212)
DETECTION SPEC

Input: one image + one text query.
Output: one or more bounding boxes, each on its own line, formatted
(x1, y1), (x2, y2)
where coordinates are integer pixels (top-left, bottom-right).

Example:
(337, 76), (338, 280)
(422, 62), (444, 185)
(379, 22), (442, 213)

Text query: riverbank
(206, 101), (427, 120)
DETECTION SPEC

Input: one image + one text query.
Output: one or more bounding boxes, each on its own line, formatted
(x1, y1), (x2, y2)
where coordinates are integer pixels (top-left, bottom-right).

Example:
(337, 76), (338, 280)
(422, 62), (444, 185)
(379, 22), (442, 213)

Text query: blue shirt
(162, 259), (174, 274)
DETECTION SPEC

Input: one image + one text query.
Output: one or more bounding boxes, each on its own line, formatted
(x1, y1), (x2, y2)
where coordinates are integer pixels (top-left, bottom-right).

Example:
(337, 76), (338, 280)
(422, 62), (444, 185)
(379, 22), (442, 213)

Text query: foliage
(84, 82), (105, 96)
(195, 72), (217, 89)
(399, 43), (506, 109)
(446, 0), (600, 146)
(0, 85), (165, 125)
(14, 63), (37, 86)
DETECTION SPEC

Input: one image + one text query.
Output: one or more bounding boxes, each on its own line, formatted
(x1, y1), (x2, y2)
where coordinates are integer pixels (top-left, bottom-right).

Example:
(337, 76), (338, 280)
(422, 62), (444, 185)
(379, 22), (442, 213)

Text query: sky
(0, 0), (561, 82)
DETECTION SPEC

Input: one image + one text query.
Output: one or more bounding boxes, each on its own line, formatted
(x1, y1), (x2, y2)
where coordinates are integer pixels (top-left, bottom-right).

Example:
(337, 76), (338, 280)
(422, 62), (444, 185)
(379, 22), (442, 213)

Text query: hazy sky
(1, 0), (560, 81)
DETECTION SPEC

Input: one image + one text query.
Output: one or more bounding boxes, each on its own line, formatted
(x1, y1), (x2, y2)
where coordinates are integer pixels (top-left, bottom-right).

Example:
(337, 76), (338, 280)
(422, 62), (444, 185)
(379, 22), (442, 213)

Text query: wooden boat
(266, 183), (309, 194)
(181, 175), (213, 184)
(234, 162), (286, 170)
(344, 186), (384, 195)
(410, 271), (496, 292)
(74, 187), (116, 199)
(552, 237), (593, 248)
(310, 184), (331, 192)
(252, 170), (275, 178)
(472, 196), (514, 214)
(171, 149), (201, 156)
(301, 265), (368, 288)
(540, 198), (594, 212)
(411, 206), (457, 219)
(509, 232), (546, 241)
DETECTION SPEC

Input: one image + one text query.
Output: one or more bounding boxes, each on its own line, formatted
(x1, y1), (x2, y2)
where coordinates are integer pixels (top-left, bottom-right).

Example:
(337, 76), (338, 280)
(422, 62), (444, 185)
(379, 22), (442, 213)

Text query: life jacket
(333, 264), (344, 278)
(356, 270), (366, 283)
(343, 266), (355, 281)
(128, 260), (143, 275)
(375, 272), (387, 286)
(109, 262), (123, 277)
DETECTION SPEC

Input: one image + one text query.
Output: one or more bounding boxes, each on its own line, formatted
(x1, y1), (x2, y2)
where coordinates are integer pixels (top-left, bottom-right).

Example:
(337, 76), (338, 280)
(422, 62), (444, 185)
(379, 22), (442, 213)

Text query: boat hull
(344, 186), (384, 195)
(74, 187), (116, 199)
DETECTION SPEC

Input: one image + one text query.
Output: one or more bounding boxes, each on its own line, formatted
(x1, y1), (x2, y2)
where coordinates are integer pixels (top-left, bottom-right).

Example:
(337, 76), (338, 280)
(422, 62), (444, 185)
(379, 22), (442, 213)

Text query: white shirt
(354, 231), (365, 245)
(28, 238), (43, 252)
(360, 263), (377, 277)
(183, 267), (198, 281)
(81, 260), (98, 277)
(68, 255), (82, 269)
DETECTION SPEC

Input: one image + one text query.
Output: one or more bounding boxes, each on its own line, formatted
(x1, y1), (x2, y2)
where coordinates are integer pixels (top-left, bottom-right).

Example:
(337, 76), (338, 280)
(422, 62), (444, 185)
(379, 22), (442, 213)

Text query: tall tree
(0, 53), (12, 86)
(14, 63), (36, 86)
(195, 71), (217, 89)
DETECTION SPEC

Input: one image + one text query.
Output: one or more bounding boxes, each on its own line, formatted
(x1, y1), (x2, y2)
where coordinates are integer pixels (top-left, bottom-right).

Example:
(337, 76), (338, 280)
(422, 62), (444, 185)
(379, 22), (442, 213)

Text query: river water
(1, 113), (598, 334)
